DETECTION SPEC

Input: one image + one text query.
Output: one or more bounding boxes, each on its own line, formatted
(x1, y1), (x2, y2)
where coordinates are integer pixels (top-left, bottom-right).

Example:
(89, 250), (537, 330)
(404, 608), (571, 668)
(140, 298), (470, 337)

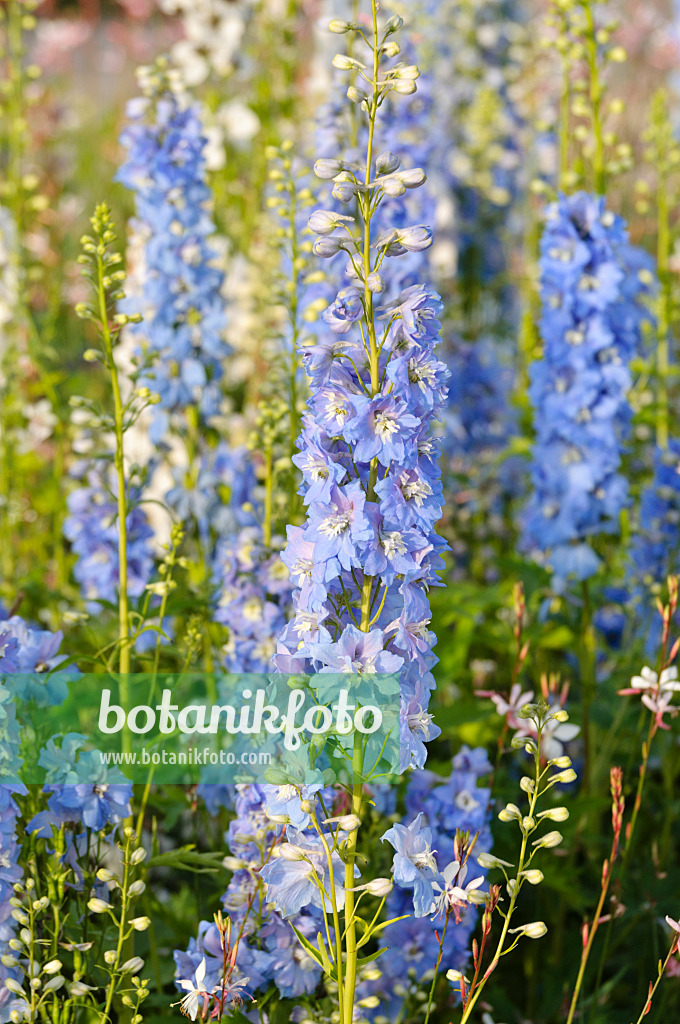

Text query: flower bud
(381, 176), (406, 197)
(314, 236), (345, 258)
(128, 880), (146, 897)
(391, 79), (417, 95)
(96, 869), (115, 883)
(120, 957), (145, 975)
(521, 870), (544, 885)
(382, 41), (400, 57)
(385, 14), (404, 32)
(332, 54), (366, 71)
(540, 806), (569, 822)
(44, 977), (65, 993)
(399, 169), (426, 189)
(5, 980), (24, 996)
(477, 852), (514, 869)
(532, 831), (563, 849)
(104, 951), (118, 965)
(515, 921), (548, 939)
(130, 917), (151, 932)
(549, 756), (572, 768)
(520, 776), (535, 793)
(308, 210), (354, 235)
(130, 847), (147, 865)
(43, 960), (62, 975)
(87, 898), (109, 914)
(366, 272), (384, 293)
(314, 158), (343, 180)
(551, 709), (569, 722)
(363, 878), (393, 896)
(498, 803), (521, 822)
(347, 85), (368, 104)
(279, 845), (308, 862)
(222, 856), (247, 871)
(329, 19), (351, 33)
(550, 769), (577, 784)
(71, 981), (96, 997)
(376, 151), (400, 174)
(327, 814), (361, 832)
(397, 225), (432, 251)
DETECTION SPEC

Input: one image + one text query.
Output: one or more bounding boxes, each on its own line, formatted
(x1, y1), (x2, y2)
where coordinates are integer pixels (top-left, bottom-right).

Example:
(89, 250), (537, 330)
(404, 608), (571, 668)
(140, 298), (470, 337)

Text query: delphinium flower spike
(267, 7), (450, 1020)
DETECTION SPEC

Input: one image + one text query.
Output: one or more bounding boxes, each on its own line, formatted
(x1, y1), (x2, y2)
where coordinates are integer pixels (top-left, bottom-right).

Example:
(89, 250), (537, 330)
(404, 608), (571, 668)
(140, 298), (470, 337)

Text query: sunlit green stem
(95, 249), (131, 748)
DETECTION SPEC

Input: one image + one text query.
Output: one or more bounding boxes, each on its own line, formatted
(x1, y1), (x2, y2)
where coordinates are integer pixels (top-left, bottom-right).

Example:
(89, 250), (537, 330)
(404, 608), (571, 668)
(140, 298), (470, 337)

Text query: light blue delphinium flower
(523, 191), (655, 588)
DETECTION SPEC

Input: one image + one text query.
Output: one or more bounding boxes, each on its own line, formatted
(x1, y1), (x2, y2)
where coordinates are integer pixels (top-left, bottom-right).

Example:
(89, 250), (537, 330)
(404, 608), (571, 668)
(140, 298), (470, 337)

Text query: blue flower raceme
(63, 463), (154, 611)
(117, 80), (229, 440)
(629, 441), (680, 650)
(523, 192), (654, 585)
(274, 118), (450, 775)
(375, 748), (493, 1014)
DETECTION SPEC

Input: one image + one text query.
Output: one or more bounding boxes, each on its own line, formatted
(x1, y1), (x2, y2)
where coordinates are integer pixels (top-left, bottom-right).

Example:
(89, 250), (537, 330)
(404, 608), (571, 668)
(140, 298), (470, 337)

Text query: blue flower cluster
(374, 747), (492, 1013)
(274, 158), (450, 773)
(117, 79), (229, 443)
(213, 527), (293, 673)
(629, 441), (680, 649)
(523, 192), (654, 585)
(0, 686), (27, 1024)
(175, 783), (333, 1008)
(63, 463), (155, 612)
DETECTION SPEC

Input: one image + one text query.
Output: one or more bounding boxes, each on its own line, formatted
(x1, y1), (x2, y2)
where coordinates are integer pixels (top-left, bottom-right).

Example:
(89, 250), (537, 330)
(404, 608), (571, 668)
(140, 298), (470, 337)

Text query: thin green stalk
(582, 0), (605, 194)
(656, 162), (670, 450)
(580, 579), (596, 793)
(96, 249), (131, 750)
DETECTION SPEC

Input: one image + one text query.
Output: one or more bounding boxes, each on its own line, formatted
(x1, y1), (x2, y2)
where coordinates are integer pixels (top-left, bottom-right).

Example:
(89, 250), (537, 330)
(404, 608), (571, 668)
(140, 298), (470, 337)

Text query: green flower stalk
(456, 701), (576, 1022)
(75, 204), (144, 750)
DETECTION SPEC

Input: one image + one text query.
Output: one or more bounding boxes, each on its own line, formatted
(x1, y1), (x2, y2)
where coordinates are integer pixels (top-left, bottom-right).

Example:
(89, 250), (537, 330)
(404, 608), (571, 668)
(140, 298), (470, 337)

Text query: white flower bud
(5, 979), (24, 996)
(329, 19), (351, 33)
(376, 151), (400, 174)
(128, 881), (146, 897)
(325, 814), (361, 832)
(477, 852), (514, 869)
(42, 960), (62, 975)
(96, 869), (115, 883)
(382, 41), (400, 57)
(314, 158), (344, 180)
(43, 976), (65, 993)
(347, 85), (368, 104)
(532, 831), (563, 849)
(397, 168), (426, 188)
(130, 917), (151, 932)
(551, 769), (577, 784)
(381, 176), (406, 197)
(71, 981), (96, 997)
(498, 803), (521, 822)
(519, 776), (535, 793)
(367, 272), (384, 293)
(130, 847), (147, 865)
(332, 54), (366, 71)
(279, 844), (308, 862)
(514, 921), (548, 939)
(87, 898), (110, 914)
(549, 756), (572, 768)
(521, 870), (544, 885)
(120, 957), (145, 974)
(540, 806), (569, 822)
(222, 856), (247, 871)
(391, 79), (417, 95)
(395, 64), (419, 80)
(364, 878), (393, 896)
(104, 951), (118, 965)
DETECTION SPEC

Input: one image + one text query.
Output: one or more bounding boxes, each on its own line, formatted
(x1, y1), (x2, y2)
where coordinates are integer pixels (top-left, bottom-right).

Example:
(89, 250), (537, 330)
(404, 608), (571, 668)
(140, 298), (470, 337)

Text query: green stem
(96, 252), (131, 751)
(582, 0), (605, 194)
(580, 579), (596, 794)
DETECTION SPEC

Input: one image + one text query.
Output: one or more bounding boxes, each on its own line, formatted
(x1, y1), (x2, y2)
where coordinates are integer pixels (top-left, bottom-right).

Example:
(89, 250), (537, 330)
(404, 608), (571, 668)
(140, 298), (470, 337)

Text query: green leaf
(316, 931), (335, 977)
(147, 845), (224, 874)
(356, 947), (389, 968)
(290, 924), (323, 969)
